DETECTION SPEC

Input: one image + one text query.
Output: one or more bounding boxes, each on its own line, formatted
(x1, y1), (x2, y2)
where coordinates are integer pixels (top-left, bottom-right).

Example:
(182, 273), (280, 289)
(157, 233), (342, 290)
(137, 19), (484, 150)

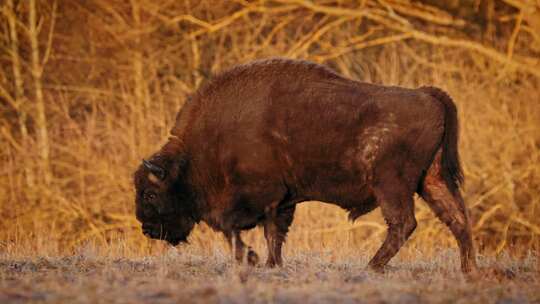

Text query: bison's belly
(303, 178), (378, 220)
(289, 161), (376, 211)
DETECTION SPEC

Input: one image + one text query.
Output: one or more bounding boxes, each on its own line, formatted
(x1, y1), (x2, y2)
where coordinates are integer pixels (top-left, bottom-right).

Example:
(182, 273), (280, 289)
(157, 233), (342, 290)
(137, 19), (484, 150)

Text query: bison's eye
(143, 191), (157, 202)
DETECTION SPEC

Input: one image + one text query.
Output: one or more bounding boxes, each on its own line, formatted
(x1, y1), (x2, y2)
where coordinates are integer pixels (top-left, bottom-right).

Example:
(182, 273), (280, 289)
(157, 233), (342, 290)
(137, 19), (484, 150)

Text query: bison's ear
(142, 159), (166, 180)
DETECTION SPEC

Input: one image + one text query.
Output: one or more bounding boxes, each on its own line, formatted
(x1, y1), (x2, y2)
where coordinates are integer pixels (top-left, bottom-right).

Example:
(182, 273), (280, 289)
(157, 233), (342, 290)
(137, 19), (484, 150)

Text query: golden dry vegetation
(1, 0), (540, 303)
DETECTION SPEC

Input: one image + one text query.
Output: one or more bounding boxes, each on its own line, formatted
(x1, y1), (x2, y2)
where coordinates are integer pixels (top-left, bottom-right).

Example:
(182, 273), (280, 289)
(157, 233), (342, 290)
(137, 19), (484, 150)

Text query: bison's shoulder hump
(198, 58), (344, 94)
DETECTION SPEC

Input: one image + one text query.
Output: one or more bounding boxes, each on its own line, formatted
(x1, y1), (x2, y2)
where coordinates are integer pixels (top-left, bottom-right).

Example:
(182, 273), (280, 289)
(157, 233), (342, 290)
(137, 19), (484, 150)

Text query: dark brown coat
(134, 58), (476, 272)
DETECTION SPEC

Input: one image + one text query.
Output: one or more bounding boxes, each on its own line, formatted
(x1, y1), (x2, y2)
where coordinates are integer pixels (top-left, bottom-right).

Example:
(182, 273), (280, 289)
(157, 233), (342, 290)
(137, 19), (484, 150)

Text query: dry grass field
(1, 0), (540, 303)
(1, 246), (538, 303)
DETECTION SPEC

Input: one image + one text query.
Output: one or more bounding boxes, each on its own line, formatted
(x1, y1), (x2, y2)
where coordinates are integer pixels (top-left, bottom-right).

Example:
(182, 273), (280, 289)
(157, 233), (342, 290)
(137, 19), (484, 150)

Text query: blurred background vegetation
(0, 0), (539, 257)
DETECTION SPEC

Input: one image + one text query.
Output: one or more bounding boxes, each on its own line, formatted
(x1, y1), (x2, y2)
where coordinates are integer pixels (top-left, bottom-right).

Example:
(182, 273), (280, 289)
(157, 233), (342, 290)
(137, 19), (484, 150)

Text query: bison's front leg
(264, 205), (296, 267)
(224, 230), (259, 265)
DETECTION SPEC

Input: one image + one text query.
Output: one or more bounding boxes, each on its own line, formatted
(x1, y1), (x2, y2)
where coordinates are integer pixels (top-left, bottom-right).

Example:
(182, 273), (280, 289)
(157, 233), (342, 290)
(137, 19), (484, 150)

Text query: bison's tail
(421, 86), (464, 195)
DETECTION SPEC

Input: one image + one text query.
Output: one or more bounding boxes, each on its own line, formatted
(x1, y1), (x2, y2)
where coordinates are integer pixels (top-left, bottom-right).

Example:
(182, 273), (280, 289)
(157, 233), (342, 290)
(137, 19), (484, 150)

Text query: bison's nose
(142, 223), (155, 237)
(142, 223), (150, 232)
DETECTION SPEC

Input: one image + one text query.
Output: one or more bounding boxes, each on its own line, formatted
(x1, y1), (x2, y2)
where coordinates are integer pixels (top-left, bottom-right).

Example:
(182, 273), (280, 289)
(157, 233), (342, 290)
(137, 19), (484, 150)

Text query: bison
(134, 58), (477, 273)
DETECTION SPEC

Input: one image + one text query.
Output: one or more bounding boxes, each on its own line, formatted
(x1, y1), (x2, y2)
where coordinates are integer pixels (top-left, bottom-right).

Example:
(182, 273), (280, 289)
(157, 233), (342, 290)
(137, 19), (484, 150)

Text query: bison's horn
(142, 159), (166, 180)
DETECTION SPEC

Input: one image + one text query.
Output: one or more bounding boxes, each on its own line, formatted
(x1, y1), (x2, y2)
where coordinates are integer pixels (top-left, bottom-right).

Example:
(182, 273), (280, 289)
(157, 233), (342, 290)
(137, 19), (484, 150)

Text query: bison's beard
(164, 234), (187, 246)
(142, 216), (195, 246)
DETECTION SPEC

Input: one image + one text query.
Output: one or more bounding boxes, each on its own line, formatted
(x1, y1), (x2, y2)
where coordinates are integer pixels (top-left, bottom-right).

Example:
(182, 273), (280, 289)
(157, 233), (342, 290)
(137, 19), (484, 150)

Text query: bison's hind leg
(368, 172), (417, 272)
(420, 150), (477, 273)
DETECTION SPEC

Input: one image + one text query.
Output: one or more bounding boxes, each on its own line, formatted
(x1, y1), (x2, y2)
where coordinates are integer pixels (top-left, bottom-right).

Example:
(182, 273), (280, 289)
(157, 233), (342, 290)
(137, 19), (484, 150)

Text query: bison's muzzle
(141, 222), (187, 246)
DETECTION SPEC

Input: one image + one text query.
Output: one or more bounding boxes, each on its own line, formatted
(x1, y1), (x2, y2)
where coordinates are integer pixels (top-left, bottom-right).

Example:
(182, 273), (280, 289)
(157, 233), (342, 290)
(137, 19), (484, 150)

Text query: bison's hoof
(265, 258), (283, 268)
(367, 264), (386, 273)
(247, 249), (259, 266)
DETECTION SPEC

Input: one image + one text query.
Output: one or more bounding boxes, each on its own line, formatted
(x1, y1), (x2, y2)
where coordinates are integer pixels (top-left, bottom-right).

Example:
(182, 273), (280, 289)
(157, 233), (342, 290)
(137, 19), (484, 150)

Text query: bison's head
(133, 154), (197, 246)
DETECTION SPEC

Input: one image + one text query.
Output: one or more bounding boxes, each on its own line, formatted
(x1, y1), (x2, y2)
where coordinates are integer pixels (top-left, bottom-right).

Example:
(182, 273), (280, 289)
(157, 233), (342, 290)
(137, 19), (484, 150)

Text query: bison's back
(175, 58), (378, 148)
